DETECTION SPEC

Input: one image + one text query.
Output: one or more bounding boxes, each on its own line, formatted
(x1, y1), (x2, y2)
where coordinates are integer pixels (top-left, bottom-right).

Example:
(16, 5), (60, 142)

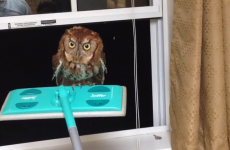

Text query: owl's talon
(90, 83), (95, 86)
(72, 84), (76, 90)
(78, 83), (82, 88)
(86, 81), (95, 86)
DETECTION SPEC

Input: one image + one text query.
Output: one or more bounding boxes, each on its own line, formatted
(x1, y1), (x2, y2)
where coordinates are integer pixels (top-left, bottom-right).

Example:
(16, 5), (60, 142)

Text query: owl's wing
(92, 53), (107, 85)
(100, 52), (107, 74)
(52, 54), (63, 85)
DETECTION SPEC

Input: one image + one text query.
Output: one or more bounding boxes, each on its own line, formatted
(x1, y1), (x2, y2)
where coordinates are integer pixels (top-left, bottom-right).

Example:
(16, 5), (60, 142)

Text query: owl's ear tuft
(58, 35), (67, 52)
(59, 43), (65, 52)
(92, 31), (100, 37)
(66, 29), (72, 34)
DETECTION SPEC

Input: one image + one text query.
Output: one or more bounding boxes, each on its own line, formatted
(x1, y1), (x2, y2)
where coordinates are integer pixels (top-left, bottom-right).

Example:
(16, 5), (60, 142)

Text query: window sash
(0, 0), (170, 129)
(0, 6), (161, 30)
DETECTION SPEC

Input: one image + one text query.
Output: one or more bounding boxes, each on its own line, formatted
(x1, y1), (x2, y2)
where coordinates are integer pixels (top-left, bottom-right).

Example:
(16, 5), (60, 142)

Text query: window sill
(0, 126), (171, 150)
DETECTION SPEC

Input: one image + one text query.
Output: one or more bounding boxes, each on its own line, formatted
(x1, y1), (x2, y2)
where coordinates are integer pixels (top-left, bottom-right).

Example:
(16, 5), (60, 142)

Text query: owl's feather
(52, 60), (62, 80)
(52, 26), (107, 87)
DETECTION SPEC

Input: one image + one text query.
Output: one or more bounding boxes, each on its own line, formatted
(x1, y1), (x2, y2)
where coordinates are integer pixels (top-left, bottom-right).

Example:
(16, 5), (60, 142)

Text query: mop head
(0, 85), (127, 121)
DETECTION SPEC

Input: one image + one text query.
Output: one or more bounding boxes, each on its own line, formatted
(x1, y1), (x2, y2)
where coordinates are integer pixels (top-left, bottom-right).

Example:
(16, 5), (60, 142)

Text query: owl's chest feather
(62, 63), (99, 81)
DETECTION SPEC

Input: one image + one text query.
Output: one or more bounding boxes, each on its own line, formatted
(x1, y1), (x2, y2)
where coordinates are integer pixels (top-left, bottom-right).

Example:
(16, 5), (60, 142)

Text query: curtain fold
(170, 0), (230, 149)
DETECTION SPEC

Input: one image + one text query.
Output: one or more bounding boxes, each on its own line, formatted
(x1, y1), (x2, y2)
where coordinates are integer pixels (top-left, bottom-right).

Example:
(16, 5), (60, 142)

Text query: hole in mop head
(88, 86), (110, 92)
(15, 102), (38, 109)
(20, 89), (42, 95)
(86, 100), (109, 107)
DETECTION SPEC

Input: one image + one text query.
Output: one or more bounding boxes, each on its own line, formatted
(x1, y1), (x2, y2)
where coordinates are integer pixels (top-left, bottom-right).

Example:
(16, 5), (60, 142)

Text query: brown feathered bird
(52, 26), (107, 89)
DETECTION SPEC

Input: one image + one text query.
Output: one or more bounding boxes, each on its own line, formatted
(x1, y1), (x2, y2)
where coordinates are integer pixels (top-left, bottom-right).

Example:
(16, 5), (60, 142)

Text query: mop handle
(59, 85), (83, 150)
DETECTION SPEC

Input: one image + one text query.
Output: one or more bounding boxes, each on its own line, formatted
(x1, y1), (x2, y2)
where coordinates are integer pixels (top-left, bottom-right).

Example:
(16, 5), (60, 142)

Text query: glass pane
(0, 19), (153, 146)
(0, 0), (71, 17)
(77, 0), (150, 11)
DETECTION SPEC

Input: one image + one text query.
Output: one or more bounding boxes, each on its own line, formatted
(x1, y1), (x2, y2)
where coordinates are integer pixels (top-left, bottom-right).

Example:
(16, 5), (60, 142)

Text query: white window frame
(0, 0), (173, 149)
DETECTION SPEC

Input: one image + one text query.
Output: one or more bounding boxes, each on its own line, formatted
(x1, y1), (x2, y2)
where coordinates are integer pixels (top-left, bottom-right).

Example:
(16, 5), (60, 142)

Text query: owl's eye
(68, 41), (76, 49)
(83, 43), (91, 50)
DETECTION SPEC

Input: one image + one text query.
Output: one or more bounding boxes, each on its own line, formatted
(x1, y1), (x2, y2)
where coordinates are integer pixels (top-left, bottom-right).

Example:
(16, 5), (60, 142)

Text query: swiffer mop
(0, 85), (127, 150)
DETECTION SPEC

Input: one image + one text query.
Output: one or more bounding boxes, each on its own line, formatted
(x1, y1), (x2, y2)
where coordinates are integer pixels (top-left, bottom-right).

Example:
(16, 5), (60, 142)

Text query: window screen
(0, 19), (153, 146)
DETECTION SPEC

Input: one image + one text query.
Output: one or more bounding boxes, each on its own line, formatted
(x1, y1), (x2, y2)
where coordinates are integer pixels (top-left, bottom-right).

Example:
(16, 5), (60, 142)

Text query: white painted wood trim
(162, 0), (174, 127)
(71, 0), (78, 12)
(150, 19), (161, 126)
(150, 0), (167, 128)
(0, 126), (171, 150)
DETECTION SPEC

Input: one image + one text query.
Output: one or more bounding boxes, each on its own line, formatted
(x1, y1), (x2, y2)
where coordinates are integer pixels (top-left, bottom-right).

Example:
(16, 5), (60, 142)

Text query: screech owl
(52, 26), (107, 89)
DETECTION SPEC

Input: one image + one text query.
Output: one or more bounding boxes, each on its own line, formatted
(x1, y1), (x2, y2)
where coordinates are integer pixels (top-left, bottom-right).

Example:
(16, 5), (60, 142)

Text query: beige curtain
(170, 0), (230, 150)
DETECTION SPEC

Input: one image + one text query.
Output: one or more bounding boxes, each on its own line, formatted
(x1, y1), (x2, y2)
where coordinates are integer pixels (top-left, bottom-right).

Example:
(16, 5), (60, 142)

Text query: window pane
(0, 0), (71, 17)
(0, 19), (153, 146)
(77, 0), (149, 11)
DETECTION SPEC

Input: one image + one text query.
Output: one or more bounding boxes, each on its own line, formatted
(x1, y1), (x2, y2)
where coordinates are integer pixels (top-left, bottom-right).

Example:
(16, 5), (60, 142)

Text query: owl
(52, 26), (107, 89)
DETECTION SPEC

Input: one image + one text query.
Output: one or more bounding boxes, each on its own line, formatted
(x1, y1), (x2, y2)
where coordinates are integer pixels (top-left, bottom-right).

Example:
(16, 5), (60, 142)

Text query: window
(0, 0), (169, 147)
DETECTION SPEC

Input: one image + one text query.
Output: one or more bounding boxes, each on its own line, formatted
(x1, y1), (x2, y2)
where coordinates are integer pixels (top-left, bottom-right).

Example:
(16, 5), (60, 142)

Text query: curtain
(170, 0), (230, 149)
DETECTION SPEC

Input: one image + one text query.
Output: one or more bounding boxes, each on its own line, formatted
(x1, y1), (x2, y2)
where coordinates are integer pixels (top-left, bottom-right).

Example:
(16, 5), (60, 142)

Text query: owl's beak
(70, 48), (80, 58)
(76, 50), (81, 58)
